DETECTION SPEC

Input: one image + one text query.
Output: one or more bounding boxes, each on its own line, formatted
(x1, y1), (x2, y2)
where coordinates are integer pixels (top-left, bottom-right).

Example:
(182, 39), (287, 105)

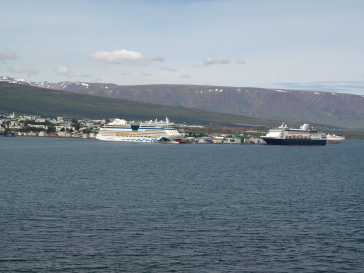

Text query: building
(29, 124), (48, 130)
(24, 131), (39, 136)
(245, 137), (265, 144)
(38, 131), (48, 137)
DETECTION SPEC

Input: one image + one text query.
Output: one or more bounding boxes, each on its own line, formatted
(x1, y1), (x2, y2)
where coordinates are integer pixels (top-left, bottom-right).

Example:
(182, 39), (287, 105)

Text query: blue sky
(1, 0), (364, 94)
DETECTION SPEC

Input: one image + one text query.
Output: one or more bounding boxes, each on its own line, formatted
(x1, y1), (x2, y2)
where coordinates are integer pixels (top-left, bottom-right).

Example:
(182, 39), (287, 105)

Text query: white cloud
(179, 73), (190, 78)
(55, 66), (91, 78)
(142, 73), (153, 76)
(86, 49), (164, 65)
(121, 72), (132, 76)
(191, 65), (200, 69)
(160, 66), (177, 72)
(0, 49), (20, 62)
(203, 56), (230, 66)
(7, 65), (39, 76)
(236, 58), (245, 64)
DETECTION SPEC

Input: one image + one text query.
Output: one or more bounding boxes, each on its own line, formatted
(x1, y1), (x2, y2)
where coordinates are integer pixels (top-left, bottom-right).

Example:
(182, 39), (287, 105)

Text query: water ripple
(0, 138), (363, 272)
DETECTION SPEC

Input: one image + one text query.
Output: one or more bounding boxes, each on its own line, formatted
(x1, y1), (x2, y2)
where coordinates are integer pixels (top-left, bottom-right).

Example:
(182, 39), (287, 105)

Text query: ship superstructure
(261, 123), (327, 145)
(96, 117), (182, 143)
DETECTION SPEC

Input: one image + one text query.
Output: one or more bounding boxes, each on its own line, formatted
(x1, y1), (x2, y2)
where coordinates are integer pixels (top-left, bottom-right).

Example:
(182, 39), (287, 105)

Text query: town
(0, 112), (266, 144)
(0, 112), (101, 139)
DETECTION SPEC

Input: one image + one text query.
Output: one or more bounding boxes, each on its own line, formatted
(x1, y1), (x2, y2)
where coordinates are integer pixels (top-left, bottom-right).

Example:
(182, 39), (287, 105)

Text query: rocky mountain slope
(2, 76), (364, 128)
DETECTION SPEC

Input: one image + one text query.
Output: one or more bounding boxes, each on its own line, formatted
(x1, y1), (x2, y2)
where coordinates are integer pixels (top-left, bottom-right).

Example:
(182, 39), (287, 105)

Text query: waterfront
(1, 138), (363, 272)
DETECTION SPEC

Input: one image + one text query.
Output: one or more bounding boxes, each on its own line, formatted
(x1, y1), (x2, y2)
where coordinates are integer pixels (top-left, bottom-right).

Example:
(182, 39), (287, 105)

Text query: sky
(1, 0), (364, 94)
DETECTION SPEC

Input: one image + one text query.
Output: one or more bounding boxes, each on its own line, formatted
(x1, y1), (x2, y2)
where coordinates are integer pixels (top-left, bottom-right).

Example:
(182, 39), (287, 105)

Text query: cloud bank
(7, 65), (39, 76)
(87, 49), (164, 65)
(0, 49), (20, 62)
(204, 56), (230, 66)
(236, 58), (245, 64)
(55, 66), (90, 78)
(160, 66), (177, 72)
(273, 81), (364, 95)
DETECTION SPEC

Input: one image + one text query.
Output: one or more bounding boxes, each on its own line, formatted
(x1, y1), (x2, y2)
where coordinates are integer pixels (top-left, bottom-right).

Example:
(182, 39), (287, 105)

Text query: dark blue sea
(1, 137), (363, 272)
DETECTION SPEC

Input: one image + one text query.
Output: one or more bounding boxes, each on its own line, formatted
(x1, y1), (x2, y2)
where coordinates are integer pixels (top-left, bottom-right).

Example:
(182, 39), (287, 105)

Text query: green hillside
(1, 82), (281, 127)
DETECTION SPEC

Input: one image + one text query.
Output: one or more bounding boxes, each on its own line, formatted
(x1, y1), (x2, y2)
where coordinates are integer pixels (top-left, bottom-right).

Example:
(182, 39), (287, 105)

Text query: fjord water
(1, 138), (363, 272)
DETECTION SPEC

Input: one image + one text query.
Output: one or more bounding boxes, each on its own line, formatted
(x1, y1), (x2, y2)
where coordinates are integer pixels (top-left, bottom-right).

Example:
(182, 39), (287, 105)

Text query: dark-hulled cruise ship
(261, 123), (327, 146)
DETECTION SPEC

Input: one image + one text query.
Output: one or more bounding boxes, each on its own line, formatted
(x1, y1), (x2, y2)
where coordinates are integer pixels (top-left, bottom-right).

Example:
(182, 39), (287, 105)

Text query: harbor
(1, 113), (349, 145)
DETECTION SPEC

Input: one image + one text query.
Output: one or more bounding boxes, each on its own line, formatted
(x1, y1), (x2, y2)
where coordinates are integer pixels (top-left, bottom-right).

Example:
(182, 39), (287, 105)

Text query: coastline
(13, 135), (96, 140)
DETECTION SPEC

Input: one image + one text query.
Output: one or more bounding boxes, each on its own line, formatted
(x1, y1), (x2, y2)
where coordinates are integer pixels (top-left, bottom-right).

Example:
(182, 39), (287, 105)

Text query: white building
(55, 125), (66, 131)
(24, 131), (39, 136)
(29, 124), (48, 129)
(58, 131), (72, 137)
(245, 137), (265, 144)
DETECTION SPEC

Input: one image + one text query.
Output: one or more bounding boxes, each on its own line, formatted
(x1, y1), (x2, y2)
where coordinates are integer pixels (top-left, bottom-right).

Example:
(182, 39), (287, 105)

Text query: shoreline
(12, 135), (96, 140)
(3, 135), (354, 144)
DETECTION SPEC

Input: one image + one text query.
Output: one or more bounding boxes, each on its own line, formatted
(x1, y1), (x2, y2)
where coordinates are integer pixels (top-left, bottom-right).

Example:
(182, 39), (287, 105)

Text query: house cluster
(16, 130), (97, 138)
(184, 134), (265, 144)
(0, 113), (105, 139)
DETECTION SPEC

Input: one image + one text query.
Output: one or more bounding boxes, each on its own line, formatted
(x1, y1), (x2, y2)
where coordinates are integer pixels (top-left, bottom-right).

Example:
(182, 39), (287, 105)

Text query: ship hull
(96, 135), (162, 142)
(262, 137), (327, 146)
(96, 135), (180, 143)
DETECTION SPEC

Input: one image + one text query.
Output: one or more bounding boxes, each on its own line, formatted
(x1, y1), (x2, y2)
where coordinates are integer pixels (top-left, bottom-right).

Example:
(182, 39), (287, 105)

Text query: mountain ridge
(2, 76), (364, 128)
(0, 81), (290, 128)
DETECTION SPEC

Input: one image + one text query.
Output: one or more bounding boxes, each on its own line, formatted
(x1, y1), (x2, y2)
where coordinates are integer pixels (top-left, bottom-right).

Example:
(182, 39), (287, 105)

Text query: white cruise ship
(261, 123), (327, 145)
(326, 134), (345, 141)
(96, 117), (183, 143)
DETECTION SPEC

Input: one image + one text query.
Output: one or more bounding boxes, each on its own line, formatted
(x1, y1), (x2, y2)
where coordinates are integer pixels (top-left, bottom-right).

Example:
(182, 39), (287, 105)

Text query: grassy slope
(0, 82), (281, 126)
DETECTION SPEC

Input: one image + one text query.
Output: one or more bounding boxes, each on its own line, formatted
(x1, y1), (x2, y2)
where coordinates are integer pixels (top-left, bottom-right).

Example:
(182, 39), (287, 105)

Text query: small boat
(326, 134), (345, 141)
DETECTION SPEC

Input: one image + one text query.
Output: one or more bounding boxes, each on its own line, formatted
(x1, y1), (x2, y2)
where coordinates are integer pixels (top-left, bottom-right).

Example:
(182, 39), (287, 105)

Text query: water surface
(1, 138), (363, 272)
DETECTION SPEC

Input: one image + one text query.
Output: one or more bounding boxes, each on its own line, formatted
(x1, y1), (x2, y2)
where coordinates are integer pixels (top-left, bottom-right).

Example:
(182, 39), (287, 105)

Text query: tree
(47, 126), (56, 133)
(60, 128), (65, 131)
(73, 123), (80, 131)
